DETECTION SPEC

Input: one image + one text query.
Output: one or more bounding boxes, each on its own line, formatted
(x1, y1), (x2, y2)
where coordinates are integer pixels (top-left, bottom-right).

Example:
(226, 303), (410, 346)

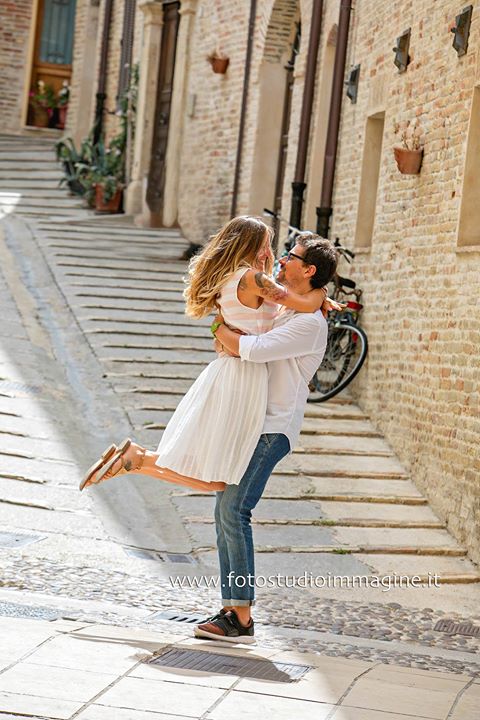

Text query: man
(194, 233), (338, 644)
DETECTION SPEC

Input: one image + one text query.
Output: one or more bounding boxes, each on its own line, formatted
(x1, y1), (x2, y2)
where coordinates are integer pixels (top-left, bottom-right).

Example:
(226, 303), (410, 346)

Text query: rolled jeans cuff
(222, 598), (255, 607)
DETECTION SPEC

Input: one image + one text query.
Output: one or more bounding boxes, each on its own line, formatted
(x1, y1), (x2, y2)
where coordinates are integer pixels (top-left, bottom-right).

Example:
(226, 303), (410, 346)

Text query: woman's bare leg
(90, 442), (226, 492)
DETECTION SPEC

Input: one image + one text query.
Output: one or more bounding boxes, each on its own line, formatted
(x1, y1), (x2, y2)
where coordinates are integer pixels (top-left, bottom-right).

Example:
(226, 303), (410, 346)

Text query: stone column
(162, 0), (197, 227)
(124, 0), (164, 216)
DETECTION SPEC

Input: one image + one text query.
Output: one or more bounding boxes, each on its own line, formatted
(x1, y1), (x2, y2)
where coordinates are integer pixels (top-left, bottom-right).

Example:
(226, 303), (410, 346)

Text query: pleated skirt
(155, 355), (268, 484)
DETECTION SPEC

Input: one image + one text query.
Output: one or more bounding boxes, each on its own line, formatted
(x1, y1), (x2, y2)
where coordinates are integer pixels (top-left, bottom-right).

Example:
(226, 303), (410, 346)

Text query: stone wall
(0, 0), (33, 133)
(330, 0), (480, 563)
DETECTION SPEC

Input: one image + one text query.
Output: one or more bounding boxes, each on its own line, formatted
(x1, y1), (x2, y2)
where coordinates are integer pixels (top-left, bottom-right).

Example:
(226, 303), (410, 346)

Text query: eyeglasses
(286, 250), (306, 262)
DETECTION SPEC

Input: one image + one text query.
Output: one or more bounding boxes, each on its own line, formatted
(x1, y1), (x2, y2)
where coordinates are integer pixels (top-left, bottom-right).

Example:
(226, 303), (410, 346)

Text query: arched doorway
(248, 0), (300, 243)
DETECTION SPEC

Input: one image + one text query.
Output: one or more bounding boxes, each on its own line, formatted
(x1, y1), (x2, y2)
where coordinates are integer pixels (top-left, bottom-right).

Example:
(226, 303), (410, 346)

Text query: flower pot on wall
(208, 55), (229, 74)
(95, 185), (122, 213)
(394, 146), (423, 174)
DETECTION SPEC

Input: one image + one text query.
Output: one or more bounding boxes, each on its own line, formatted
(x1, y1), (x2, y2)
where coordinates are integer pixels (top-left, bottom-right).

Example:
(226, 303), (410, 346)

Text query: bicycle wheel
(308, 322), (368, 402)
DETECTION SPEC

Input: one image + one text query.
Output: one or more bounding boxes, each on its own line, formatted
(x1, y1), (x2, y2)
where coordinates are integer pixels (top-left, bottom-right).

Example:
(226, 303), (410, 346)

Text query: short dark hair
(296, 233), (338, 288)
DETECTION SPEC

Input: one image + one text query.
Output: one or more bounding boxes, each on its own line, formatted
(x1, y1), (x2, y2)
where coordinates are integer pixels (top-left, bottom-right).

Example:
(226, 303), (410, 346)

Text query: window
(457, 86), (480, 247)
(355, 112), (385, 249)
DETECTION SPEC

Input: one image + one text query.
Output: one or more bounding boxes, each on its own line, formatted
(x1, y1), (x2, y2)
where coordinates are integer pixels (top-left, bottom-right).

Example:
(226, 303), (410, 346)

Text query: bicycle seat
(337, 275), (356, 289)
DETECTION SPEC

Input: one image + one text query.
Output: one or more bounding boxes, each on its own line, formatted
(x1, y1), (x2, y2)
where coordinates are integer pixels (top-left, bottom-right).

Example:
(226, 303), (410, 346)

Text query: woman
(80, 216), (333, 493)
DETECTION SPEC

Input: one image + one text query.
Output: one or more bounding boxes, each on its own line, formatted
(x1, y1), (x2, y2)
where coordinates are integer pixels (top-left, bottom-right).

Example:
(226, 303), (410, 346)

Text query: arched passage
(304, 23), (337, 230)
(248, 0), (300, 225)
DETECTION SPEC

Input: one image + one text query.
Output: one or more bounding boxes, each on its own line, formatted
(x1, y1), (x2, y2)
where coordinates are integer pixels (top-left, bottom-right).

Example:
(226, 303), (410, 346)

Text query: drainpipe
(93, 0), (114, 144)
(290, 0), (323, 231)
(231, 0), (257, 218)
(316, 0), (352, 238)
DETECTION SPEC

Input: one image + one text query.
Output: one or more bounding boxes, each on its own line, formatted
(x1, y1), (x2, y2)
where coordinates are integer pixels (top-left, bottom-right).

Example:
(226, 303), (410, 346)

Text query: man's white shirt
(239, 308), (328, 451)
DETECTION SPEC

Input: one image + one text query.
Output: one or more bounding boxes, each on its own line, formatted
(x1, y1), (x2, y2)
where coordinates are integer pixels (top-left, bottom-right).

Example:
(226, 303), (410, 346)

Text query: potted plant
(90, 140), (124, 213)
(393, 121), (424, 174)
(57, 81), (70, 129)
(31, 81), (58, 128)
(55, 135), (94, 196)
(207, 48), (230, 74)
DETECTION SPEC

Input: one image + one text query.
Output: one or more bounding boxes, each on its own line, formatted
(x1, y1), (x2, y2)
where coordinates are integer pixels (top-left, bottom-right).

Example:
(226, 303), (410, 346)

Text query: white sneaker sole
(194, 627), (256, 644)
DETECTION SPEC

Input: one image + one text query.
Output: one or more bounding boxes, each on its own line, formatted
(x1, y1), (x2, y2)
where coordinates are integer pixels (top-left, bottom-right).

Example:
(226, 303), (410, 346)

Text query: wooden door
(28, 0), (77, 126)
(146, 0), (180, 225)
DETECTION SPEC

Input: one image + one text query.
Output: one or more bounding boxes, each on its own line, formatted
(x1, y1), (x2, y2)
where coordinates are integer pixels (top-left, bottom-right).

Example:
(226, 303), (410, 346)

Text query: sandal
(79, 443), (117, 492)
(93, 437), (146, 485)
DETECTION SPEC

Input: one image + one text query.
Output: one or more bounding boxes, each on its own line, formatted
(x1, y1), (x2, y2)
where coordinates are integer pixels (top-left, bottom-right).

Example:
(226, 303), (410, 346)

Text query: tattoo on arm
(254, 272), (287, 299)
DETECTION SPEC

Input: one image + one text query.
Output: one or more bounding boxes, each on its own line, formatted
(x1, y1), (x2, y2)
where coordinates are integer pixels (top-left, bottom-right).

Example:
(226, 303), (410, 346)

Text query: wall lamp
(346, 64), (360, 103)
(392, 28), (411, 73)
(451, 5), (473, 56)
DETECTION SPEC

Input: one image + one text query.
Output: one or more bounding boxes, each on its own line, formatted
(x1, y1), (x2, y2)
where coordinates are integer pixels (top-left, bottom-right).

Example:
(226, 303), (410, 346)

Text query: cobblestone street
(0, 135), (479, 717)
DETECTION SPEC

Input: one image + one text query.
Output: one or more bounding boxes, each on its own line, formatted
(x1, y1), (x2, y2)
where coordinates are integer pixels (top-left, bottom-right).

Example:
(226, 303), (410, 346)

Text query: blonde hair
(184, 216), (274, 319)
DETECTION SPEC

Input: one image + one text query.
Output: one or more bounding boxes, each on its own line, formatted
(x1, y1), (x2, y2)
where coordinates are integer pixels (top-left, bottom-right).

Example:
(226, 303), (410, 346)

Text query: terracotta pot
(394, 146), (423, 174)
(57, 105), (68, 129)
(95, 185), (122, 213)
(29, 104), (49, 128)
(209, 56), (229, 74)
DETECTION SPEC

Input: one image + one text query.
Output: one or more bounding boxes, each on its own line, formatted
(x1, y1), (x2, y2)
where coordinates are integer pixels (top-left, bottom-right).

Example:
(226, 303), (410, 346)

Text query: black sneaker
(194, 609), (255, 644)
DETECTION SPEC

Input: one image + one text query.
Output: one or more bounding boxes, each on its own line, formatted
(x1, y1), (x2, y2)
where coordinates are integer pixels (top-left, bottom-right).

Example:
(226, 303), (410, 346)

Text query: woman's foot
(82, 439), (146, 489)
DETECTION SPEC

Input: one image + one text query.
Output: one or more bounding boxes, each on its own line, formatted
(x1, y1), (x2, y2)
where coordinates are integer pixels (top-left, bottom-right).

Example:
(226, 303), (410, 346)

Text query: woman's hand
(321, 296), (347, 318)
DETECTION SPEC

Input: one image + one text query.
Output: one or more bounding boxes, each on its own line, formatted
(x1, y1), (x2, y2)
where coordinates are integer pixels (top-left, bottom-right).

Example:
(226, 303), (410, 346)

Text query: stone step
(299, 418), (382, 437)
(0, 180), (62, 189)
(0, 171), (61, 179)
(0, 153), (57, 161)
(265, 475), (424, 503)
(3, 207), (84, 217)
(279, 453), (408, 478)
(71, 287), (182, 302)
(0, 161), (60, 170)
(354, 552), (479, 579)
(39, 224), (183, 238)
(295, 435), (394, 456)
(84, 318), (205, 334)
(0, 198), (83, 210)
(174, 495), (442, 527)
(93, 335), (213, 352)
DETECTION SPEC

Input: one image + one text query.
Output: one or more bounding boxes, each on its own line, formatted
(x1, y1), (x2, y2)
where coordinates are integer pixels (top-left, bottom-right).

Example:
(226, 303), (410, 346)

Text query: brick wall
(176, 1), (251, 243)
(0, 0), (33, 133)
(330, 0), (480, 563)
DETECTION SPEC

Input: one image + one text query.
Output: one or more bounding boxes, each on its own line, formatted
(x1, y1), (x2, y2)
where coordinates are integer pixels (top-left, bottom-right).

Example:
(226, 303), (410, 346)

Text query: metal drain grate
(0, 532), (44, 548)
(0, 601), (60, 621)
(164, 553), (196, 564)
(149, 610), (206, 624)
(123, 547), (164, 561)
(434, 619), (480, 638)
(149, 648), (311, 683)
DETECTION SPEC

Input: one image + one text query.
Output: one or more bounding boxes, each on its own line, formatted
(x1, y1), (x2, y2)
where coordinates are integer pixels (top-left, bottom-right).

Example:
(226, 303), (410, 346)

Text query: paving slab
(76, 707), (192, 720)
(208, 690), (334, 720)
(340, 664), (468, 719)
(24, 634), (143, 675)
(0, 692), (82, 719)
(96, 676), (225, 716)
(448, 681), (480, 720)
(0, 662), (118, 702)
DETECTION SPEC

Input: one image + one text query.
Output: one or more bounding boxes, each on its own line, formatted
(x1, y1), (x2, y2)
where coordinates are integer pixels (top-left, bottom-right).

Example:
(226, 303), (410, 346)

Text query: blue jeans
(215, 433), (291, 606)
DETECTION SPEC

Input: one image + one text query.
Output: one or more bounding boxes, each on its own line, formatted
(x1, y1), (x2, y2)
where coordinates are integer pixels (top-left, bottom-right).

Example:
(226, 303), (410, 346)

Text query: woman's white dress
(155, 268), (278, 484)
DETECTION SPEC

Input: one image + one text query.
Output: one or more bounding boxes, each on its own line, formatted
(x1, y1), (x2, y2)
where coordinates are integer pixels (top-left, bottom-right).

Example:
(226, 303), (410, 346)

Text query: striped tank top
(218, 267), (278, 335)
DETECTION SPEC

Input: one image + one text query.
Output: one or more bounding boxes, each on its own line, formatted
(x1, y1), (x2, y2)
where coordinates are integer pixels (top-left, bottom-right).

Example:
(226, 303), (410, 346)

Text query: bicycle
(263, 209), (368, 402)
